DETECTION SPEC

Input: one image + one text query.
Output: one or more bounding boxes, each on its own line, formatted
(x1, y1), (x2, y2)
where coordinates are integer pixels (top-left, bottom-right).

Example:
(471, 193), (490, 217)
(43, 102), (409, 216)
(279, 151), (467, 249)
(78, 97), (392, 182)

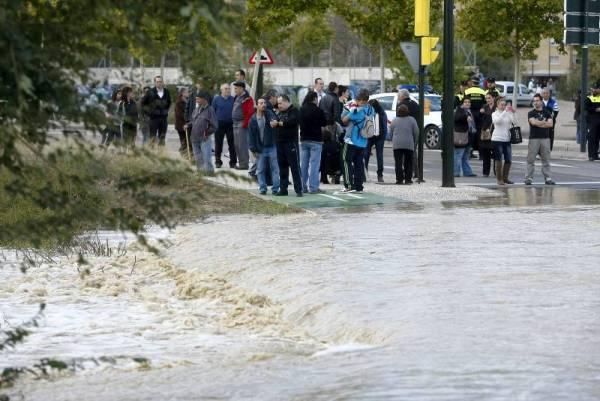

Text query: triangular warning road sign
(249, 48), (274, 65)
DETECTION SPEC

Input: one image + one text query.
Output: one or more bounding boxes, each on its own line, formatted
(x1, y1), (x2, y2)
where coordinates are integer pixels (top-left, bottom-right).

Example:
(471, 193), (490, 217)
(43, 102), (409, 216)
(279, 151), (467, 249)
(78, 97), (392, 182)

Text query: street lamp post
(441, 0), (455, 187)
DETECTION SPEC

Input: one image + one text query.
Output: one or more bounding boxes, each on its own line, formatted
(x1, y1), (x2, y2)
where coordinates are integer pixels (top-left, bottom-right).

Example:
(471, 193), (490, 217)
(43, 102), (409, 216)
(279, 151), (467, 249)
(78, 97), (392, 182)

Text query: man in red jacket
(232, 81), (255, 170)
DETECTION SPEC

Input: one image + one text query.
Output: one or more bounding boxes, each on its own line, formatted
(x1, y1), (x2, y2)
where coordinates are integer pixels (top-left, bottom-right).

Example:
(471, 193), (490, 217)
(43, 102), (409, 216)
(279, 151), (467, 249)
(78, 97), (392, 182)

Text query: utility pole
(415, 0), (439, 183)
(441, 0), (455, 187)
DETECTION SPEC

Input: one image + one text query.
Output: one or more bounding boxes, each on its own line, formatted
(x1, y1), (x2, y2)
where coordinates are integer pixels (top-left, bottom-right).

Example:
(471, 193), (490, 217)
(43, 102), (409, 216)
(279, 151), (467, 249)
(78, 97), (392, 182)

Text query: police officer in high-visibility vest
(585, 80), (600, 161)
(486, 77), (500, 98)
(464, 76), (487, 156)
(454, 80), (468, 109)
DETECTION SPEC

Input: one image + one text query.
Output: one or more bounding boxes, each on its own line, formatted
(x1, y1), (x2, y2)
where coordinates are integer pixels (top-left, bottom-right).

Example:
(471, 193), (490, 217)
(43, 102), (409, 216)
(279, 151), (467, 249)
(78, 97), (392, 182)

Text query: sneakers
(377, 175), (384, 183)
(545, 179), (556, 185)
(296, 192), (303, 197)
(340, 187), (352, 193)
(259, 190), (267, 195)
(309, 189), (325, 194)
(274, 191), (288, 196)
(524, 178), (533, 185)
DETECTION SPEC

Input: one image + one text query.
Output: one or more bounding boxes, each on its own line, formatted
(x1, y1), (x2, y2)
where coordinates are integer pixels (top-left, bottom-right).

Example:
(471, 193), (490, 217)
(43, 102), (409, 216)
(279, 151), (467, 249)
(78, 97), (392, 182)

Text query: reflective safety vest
(465, 86), (486, 111)
(487, 88), (500, 98)
(454, 92), (464, 108)
(586, 95), (600, 122)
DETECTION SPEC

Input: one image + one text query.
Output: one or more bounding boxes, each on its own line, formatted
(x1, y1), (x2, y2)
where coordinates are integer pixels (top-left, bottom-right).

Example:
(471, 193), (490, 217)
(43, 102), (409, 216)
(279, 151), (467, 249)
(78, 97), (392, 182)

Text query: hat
(593, 80), (600, 89)
(487, 77), (495, 83)
(470, 76), (480, 85)
(195, 90), (210, 99)
(232, 81), (246, 89)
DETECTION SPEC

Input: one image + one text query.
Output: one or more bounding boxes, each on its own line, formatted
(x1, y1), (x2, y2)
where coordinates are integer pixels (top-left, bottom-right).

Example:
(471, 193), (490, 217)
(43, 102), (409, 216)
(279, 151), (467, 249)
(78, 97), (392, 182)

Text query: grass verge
(0, 148), (298, 249)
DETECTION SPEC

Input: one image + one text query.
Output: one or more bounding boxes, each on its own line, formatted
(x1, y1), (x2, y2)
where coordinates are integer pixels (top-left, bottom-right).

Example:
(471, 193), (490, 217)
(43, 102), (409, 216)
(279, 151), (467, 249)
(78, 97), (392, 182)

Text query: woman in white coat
(491, 97), (516, 185)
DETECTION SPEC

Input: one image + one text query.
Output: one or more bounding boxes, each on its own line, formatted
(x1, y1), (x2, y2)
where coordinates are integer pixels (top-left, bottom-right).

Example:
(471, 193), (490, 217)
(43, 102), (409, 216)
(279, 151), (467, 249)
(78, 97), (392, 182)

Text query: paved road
(370, 146), (600, 188)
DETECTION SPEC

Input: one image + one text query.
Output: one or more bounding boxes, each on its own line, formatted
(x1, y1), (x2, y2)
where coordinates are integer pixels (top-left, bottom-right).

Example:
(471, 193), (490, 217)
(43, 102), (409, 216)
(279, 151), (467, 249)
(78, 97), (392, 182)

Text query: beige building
(523, 39), (577, 89)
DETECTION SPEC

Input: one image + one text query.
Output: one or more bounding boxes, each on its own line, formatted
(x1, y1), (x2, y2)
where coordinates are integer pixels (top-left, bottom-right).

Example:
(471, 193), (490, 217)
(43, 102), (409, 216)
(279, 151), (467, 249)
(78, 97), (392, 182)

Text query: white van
(494, 81), (533, 106)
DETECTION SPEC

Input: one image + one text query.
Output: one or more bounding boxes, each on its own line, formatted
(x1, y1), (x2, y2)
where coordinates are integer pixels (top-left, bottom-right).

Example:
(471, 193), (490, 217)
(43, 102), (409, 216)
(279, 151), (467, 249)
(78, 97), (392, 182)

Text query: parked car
(369, 92), (443, 149)
(396, 84), (436, 94)
(494, 81), (533, 107)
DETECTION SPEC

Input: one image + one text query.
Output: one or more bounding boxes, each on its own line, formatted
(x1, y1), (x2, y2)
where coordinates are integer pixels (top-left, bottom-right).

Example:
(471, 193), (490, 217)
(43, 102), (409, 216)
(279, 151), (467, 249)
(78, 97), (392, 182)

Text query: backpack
(360, 114), (376, 138)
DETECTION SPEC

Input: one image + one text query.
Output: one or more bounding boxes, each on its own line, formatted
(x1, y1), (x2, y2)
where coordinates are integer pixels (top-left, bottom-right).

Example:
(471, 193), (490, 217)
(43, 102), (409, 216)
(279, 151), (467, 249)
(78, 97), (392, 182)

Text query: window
(550, 56), (560, 65)
(378, 96), (395, 111)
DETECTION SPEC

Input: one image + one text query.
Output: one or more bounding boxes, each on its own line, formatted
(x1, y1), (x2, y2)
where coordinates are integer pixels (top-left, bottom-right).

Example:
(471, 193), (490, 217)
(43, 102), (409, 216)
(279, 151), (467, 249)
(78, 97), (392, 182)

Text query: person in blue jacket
(340, 89), (374, 193)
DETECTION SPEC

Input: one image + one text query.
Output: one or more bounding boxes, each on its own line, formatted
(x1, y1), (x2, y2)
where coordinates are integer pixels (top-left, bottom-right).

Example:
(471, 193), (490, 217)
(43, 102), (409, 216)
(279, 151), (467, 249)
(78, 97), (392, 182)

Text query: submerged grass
(0, 148), (297, 249)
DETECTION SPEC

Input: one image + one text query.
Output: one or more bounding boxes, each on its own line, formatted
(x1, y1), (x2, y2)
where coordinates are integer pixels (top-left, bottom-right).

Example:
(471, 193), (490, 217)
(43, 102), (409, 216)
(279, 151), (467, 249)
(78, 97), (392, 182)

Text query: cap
(195, 90), (210, 99)
(471, 76), (480, 85)
(593, 80), (600, 89)
(232, 81), (246, 89)
(487, 77), (495, 83)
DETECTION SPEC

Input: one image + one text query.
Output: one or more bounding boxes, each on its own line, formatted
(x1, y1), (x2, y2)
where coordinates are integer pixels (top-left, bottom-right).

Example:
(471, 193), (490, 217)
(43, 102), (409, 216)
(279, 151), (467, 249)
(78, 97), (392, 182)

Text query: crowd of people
(452, 76), (567, 185)
(100, 70), (600, 192)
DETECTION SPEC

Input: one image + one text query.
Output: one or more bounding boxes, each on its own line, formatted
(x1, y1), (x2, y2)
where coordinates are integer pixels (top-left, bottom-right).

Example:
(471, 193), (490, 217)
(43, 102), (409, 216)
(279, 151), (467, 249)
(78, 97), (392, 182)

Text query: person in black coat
(272, 94), (303, 197)
(364, 98), (388, 183)
(299, 91), (327, 193)
(118, 86), (138, 149)
(141, 75), (171, 147)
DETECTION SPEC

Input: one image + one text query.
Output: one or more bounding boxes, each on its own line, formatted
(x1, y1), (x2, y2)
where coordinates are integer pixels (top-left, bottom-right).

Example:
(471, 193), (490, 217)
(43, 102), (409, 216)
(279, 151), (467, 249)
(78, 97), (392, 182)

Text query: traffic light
(414, 0), (430, 37)
(421, 36), (439, 66)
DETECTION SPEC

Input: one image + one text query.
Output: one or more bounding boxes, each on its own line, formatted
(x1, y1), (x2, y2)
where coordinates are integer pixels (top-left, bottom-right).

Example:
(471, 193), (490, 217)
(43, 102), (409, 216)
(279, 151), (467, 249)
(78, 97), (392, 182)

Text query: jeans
(453, 146), (474, 176)
(257, 146), (280, 193)
(233, 122), (249, 169)
(365, 135), (385, 176)
(301, 141), (323, 192)
(492, 141), (512, 162)
(192, 136), (214, 173)
(526, 138), (552, 180)
(276, 142), (302, 194)
(149, 117), (168, 146)
(342, 143), (366, 191)
(215, 120), (236, 167)
(140, 119), (150, 145)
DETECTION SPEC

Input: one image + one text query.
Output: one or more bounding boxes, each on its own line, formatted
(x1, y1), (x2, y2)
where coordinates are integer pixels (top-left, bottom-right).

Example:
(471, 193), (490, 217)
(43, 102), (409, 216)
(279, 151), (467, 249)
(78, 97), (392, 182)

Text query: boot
(503, 162), (513, 184)
(495, 161), (504, 185)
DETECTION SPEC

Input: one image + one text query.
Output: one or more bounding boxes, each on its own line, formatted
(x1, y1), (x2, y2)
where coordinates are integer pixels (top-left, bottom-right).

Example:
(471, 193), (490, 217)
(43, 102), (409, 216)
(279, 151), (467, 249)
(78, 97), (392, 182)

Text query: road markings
(319, 194), (348, 202)
(466, 181), (600, 187)
(344, 193), (364, 199)
(511, 160), (574, 169)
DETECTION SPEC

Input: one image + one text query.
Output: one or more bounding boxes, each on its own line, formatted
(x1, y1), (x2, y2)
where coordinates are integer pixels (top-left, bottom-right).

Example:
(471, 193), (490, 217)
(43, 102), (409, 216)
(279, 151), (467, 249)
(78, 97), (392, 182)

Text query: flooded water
(3, 199), (600, 400)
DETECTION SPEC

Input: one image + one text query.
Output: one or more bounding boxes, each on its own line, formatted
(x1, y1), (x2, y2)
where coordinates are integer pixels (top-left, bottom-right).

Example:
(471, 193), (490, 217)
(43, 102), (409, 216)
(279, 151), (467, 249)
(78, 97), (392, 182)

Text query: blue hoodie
(342, 103), (374, 148)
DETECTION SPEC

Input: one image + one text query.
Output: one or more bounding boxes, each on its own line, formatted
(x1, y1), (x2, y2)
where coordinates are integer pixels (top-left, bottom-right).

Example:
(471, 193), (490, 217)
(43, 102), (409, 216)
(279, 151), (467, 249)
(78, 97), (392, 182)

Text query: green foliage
(244, 0), (333, 48)
(289, 14), (334, 65)
(456, 0), (563, 59)
(0, 1), (256, 254)
(0, 149), (296, 250)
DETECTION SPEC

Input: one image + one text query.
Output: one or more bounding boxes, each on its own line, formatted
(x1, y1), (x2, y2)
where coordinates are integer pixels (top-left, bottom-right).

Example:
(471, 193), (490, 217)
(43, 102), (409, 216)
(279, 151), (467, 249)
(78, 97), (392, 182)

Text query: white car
(494, 81), (533, 107)
(369, 92), (443, 149)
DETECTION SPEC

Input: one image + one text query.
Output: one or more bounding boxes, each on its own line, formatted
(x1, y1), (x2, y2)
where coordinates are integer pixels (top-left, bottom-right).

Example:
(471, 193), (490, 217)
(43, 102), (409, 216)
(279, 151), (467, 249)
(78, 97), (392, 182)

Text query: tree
(457, 0), (563, 105)
(0, 1), (241, 250)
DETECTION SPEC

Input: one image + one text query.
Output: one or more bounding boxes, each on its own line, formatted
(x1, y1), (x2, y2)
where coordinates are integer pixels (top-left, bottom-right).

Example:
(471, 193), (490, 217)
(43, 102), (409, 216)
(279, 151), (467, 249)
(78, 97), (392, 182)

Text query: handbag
(480, 127), (492, 141)
(509, 124), (522, 144)
(453, 130), (469, 147)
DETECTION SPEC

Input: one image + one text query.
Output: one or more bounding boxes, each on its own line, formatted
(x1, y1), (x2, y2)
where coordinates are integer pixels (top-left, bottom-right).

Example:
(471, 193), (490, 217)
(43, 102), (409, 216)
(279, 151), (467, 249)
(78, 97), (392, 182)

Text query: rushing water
(2, 203), (600, 400)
